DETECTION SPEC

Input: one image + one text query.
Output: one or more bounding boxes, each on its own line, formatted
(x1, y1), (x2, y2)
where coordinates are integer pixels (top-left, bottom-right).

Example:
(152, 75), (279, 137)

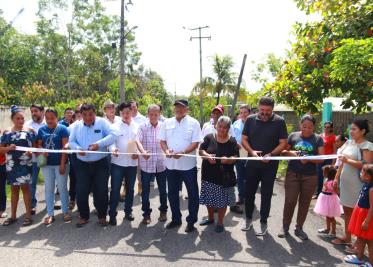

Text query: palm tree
(191, 76), (215, 97)
(212, 54), (235, 105)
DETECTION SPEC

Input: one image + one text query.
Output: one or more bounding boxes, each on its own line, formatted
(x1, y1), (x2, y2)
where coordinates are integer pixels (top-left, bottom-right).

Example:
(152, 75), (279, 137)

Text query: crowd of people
(0, 96), (373, 266)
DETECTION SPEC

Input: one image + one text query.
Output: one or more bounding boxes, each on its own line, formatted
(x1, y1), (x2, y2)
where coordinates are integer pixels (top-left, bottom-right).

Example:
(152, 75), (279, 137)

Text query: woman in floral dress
(0, 106), (35, 226)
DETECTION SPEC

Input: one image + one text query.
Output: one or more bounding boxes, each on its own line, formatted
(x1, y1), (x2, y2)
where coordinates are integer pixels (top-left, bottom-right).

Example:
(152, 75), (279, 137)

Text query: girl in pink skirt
(314, 165), (342, 237)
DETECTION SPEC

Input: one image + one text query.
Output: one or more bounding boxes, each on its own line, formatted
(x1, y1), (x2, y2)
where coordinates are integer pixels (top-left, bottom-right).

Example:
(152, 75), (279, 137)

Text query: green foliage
(265, 0), (372, 114)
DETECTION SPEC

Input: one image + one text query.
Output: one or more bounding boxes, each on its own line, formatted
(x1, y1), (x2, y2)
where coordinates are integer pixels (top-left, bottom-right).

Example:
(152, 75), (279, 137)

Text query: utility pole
(188, 26), (211, 124)
(230, 54), (247, 119)
(119, 0), (133, 103)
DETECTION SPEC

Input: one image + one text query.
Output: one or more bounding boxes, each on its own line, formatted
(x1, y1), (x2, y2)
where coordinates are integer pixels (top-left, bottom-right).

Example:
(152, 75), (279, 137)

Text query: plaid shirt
(137, 121), (166, 173)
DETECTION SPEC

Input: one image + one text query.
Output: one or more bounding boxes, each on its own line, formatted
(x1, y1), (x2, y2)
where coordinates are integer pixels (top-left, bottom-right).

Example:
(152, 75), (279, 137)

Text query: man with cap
(159, 99), (202, 233)
(103, 99), (121, 124)
(201, 104), (235, 138)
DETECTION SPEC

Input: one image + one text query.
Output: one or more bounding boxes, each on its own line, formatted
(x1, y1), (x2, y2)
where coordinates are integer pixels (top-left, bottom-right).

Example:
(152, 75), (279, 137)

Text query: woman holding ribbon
(0, 106), (35, 226)
(199, 116), (239, 233)
(36, 108), (71, 225)
(332, 119), (373, 247)
(278, 114), (324, 240)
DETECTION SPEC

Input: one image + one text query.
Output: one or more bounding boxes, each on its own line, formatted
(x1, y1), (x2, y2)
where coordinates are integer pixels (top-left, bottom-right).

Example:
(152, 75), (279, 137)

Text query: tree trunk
(216, 91), (221, 105)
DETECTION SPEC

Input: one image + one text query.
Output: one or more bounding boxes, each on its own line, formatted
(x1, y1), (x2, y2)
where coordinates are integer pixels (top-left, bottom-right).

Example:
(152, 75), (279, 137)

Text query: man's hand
(131, 153), (139, 160)
(165, 149), (173, 158)
(262, 153), (272, 163)
(88, 143), (99, 151)
(112, 148), (119, 157)
(59, 164), (66, 175)
(173, 151), (183, 159)
(142, 150), (151, 160)
(78, 149), (86, 156)
(251, 150), (262, 157)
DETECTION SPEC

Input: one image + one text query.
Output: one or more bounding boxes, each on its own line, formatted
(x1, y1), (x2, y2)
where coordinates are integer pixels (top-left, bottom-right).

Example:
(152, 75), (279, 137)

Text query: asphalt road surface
(0, 178), (352, 267)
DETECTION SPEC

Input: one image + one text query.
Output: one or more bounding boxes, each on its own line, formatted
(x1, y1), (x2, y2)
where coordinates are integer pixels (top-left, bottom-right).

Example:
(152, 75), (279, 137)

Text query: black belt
(321, 191), (332, 195)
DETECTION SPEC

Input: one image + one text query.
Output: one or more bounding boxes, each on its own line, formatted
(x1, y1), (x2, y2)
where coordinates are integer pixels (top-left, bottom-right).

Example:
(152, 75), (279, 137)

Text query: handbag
(211, 134), (237, 188)
(37, 126), (58, 168)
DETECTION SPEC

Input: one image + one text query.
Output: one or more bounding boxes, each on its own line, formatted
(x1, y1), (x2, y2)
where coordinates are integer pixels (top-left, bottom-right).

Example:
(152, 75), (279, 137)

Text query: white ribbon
(15, 146), (338, 161)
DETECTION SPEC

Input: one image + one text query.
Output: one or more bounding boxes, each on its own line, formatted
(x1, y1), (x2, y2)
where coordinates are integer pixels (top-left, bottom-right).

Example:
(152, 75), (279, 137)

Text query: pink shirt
(137, 121), (166, 173)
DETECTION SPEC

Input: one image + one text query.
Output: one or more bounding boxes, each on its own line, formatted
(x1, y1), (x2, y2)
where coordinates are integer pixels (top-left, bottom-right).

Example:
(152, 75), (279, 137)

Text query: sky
(0, 0), (317, 96)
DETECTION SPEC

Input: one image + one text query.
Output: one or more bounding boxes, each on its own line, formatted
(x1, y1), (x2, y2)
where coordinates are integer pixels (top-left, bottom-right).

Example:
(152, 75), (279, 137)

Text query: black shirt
(200, 134), (239, 186)
(287, 131), (324, 175)
(242, 113), (288, 168)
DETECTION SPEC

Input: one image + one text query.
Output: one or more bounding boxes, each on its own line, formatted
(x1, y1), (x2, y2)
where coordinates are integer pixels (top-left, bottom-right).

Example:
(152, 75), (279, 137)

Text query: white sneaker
(241, 219), (253, 231)
(256, 223), (268, 236)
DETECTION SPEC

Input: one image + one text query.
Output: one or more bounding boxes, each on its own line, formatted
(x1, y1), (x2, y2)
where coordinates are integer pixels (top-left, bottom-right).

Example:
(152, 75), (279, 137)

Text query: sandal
(199, 219), (214, 226)
(344, 245), (358, 254)
(3, 218), (17, 226)
(22, 217), (33, 227)
(0, 212), (7, 218)
(63, 213), (72, 222)
(331, 238), (351, 246)
(44, 216), (55, 226)
(344, 255), (364, 265)
(317, 228), (330, 234)
(69, 201), (75, 210)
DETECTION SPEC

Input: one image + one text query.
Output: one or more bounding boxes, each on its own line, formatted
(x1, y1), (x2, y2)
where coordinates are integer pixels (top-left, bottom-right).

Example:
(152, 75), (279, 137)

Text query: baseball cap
(212, 104), (224, 114)
(174, 99), (189, 107)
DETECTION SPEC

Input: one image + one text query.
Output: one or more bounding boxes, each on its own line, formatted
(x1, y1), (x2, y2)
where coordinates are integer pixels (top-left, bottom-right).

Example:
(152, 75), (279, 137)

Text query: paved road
(0, 178), (350, 267)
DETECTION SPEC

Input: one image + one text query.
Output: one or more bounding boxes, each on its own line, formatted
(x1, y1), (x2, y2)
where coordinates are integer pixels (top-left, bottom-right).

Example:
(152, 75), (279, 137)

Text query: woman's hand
(131, 153), (139, 160)
(59, 164), (66, 175)
(7, 144), (16, 152)
(112, 148), (119, 157)
(338, 155), (349, 164)
(221, 156), (230, 164)
(362, 220), (369, 231)
(207, 154), (216, 165)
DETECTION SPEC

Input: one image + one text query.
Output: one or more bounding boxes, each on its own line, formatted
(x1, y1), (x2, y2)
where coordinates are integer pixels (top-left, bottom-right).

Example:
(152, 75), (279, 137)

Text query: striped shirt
(137, 121), (165, 173)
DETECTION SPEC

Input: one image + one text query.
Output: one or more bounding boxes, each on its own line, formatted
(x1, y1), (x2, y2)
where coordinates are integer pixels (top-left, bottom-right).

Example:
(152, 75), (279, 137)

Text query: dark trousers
(74, 157), (110, 220)
(109, 164), (137, 217)
(235, 160), (247, 202)
(141, 170), (167, 218)
(68, 154), (77, 201)
(31, 162), (40, 208)
(245, 165), (278, 223)
(317, 159), (333, 195)
(0, 164), (6, 212)
(167, 167), (199, 224)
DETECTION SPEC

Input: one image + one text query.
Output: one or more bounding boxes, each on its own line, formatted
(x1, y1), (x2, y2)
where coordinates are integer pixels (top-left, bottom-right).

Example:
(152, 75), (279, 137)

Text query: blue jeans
(167, 167), (199, 224)
(74, 157), (110, 220)
(42, 165), (70, 216)
(31, 162), (40, 208)
(235, 160), (247, 202)
(317, 159), (333, 195)
(141, 170), (167, 218)
(0, 164), (6, 212)
(109, 164), (137, 217)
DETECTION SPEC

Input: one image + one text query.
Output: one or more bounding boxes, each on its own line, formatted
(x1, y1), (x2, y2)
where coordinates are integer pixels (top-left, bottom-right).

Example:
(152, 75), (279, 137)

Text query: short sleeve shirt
(37, 125), (70, 165)
(242, 113), (288, 168)
(321, 133), (336, 155)
(159, 115), (202, 171)
(287, 131), (324, 175)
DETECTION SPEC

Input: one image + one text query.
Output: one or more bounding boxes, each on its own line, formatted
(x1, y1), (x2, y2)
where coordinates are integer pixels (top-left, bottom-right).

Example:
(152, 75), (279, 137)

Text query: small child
(314, 165), (341, 237)
(344, 164), (373, 267)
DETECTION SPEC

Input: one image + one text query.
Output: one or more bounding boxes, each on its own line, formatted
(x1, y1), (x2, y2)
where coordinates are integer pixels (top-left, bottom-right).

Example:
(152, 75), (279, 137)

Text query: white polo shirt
(133, 112), (147, 126)
(159, 115), (202, 171)
(110, 120), (139, 167)
(201, 120), (236, 138)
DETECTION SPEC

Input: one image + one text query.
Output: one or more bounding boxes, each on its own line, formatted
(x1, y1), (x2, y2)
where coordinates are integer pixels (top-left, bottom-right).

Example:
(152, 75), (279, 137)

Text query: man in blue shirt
(231, 105), (251, 214)
(69, 104), (117, 227)
(58, 108), (74, 127)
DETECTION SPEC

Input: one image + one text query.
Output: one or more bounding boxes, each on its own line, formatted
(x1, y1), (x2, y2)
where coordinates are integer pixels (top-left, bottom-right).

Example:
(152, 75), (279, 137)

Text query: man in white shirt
(108, 102), (139, 225)
(102, 99), (121, 124)
(201, 104), (235, 138)
(25, 104), (45, 214)
(130, 101), (147, 126)
(160, 99), (202, 233)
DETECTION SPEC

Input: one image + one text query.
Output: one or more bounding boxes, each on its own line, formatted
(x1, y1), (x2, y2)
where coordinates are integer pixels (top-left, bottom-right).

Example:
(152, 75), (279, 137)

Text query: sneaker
(278, 226), (290, 238)
(230, 205), (243, 214)
(241, 219), (253, 231)
(158, 212), (167, 222)
(215, 224), (225, 233)
(256, 223), (268, 236)
(199, 219), (214, 226)
(317, 228), (330, 234)
(185, 223), (196, 233)
(165, 221), (182, 229)
(295, 228), (309, 240)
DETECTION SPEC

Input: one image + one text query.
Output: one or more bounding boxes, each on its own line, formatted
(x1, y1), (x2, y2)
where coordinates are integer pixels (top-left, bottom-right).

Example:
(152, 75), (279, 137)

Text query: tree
(212, 55), (235, 105)
(266, 0), (372, 114)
